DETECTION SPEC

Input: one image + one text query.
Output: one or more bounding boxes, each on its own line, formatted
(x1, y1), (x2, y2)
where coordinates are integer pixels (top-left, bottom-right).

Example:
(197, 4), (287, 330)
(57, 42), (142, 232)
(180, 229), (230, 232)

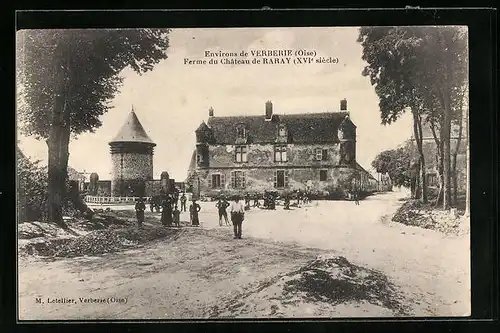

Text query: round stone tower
(109, 107), (156, 197)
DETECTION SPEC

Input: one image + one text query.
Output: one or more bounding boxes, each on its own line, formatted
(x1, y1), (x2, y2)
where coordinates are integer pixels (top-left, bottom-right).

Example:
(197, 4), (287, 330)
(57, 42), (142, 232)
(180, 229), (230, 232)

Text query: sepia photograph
(16, 26), (470, 320)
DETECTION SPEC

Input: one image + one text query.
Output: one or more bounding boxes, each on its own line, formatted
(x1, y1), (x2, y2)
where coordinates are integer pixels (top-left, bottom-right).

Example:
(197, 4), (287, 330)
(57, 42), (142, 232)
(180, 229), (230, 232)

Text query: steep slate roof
(206, 112), (351, 144)
(109, 109), (155, 145)
(355, 162), (377, 180)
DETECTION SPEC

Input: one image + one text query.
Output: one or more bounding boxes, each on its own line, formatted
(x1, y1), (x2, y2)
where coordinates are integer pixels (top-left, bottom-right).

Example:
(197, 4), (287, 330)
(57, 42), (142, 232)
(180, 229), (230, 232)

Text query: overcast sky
(17, 27), (413, 181)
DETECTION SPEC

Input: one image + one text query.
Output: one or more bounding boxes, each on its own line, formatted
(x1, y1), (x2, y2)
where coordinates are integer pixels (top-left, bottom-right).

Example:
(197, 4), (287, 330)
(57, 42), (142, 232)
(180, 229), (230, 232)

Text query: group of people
(134, 191), (202, 228)
(215, 196), (245, 239)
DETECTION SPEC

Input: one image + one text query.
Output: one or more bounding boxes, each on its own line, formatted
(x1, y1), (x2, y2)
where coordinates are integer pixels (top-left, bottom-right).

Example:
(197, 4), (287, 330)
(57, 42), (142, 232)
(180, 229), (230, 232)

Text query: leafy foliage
(357, 26), (468, 125)
(16, 29), (171, 139)
(17, 148), (48, 222)
(358, 26), (468, 207)
(371, 142), (412, 188)
(16, 29), (171, 224)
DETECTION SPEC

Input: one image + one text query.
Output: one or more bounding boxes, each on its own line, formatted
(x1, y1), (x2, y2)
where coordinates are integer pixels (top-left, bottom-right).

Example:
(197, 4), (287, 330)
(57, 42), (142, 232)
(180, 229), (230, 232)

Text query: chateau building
(187, 99), (376, 198)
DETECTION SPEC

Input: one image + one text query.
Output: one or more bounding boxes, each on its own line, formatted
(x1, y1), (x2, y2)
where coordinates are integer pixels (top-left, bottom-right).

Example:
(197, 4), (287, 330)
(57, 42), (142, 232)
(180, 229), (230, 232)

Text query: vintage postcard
(16, 26), (470, 320)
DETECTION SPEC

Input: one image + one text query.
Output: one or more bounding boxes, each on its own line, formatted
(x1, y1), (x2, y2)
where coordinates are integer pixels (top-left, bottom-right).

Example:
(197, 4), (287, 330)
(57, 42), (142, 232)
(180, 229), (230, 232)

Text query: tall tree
(17, 29), (170, 226)
(451, 85), (468, 206)
(358, 26), (468, 209)
(358, 26), (429, 203)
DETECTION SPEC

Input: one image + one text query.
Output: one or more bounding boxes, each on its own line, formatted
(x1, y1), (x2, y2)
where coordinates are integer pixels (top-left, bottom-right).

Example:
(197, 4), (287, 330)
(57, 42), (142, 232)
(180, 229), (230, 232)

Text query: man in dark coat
(215, 197), (230, 226)
(190, 200), (201, 226)
(180, 193), (187, 212)
(135, 197), (146, 228)
(283, 194), (291, 210)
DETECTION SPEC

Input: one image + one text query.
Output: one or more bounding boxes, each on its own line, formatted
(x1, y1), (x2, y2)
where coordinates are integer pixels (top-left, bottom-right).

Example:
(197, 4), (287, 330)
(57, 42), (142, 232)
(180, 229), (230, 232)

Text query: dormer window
(278, 125), (287, 137)
(236, 126), (246, 140)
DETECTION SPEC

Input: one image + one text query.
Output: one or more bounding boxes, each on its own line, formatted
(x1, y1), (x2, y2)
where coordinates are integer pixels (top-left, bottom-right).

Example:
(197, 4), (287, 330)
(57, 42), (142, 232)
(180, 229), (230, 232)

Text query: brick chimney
(340, 98), (347, 111)
(265, 100), (273, 120)
(208, 107), (214, 117)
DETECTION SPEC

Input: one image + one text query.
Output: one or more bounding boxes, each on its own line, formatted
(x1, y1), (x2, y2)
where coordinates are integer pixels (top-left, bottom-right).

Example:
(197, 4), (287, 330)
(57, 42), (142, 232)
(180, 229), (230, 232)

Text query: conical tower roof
(109, 107), (155, 145)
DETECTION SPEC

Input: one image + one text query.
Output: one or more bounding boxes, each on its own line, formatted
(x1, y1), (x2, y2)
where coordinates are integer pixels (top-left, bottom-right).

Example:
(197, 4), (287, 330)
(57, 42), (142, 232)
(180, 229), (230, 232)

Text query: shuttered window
(220, 174), (225, 188)
(322, 149), (328, 161)
(274, 170), (289, 188)
(211, 174), (222, 188)
(315, 148), (323, 161)
(231, 171), (246, 188)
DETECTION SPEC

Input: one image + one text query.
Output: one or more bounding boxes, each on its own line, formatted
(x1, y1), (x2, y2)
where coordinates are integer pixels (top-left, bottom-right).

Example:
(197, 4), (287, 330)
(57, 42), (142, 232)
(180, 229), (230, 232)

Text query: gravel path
(18, 191), (470, 319)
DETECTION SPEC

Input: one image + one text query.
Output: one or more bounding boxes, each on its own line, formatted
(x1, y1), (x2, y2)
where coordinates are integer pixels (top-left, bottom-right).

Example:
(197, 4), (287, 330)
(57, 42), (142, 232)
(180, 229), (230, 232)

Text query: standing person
(190, 200), (201, 226)
(283, 194), (291, 210)
(135, 197), (146, 228)
(230, 196), (245, 239)
(216, 197), (230, 226)
(244, 193), (251, 210)
(149, 197), (154, 213)
(173, 188), (180, 209)
(354, 188), (360, 205)
(161, 195), (173, 226)
(173, 205), (181, 227)
(180, 193), (187, 212)
(253, 195), (260, 207)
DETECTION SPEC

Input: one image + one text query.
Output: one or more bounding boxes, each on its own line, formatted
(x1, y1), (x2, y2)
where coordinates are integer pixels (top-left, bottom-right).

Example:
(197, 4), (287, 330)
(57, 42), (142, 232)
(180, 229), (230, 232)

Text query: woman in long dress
(161, 195), (173, 226)
(190, 200), (201, 226)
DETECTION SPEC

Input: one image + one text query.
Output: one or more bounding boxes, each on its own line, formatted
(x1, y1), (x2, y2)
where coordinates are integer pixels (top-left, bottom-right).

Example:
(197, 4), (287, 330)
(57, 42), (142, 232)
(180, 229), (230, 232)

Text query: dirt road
(18, 192), (470, 319)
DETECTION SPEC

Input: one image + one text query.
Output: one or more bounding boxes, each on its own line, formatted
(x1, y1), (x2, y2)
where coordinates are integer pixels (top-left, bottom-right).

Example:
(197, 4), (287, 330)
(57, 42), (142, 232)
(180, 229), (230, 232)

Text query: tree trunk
(412, 110), (427, 203)
(430, 120), (444, 207)
(451, 153), (458, 206)
(452, 92), (465, 206)
(46, 93), (71, 227)
(417, 115), (428, 204)
(68, 181), (94, 219)
(442, 90), (452, 210)
(465, 106), (470, 216)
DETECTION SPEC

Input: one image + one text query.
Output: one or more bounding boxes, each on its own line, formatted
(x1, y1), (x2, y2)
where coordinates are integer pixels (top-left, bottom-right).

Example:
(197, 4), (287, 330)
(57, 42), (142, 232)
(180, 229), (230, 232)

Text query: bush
(323, 185), (347, 200)
(17, 149), (48, 223)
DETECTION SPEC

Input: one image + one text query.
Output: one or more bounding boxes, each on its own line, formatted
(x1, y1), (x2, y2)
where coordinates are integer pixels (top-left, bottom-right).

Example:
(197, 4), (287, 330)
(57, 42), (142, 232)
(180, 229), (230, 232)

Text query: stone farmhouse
(187, 99), (377, 198)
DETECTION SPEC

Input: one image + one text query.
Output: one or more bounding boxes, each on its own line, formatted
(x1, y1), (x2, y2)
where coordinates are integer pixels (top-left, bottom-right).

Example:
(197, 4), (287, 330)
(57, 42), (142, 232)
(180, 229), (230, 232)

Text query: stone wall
(145, 180), (163, 197)
(111, 152), (153, 196)
(96, 181), (111, 197)
(207, 143), (343, 168)
(194, 166), (357, 198)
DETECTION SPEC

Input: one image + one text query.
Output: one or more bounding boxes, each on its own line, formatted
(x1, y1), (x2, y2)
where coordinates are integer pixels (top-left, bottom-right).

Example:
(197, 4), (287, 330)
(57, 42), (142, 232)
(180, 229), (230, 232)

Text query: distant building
(187, 99), (376, 198)
(378, 172), (393, 191)
(409, 118), (467, 193)
(108, 107), (156, 197)
(83, 107), (186, 201)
